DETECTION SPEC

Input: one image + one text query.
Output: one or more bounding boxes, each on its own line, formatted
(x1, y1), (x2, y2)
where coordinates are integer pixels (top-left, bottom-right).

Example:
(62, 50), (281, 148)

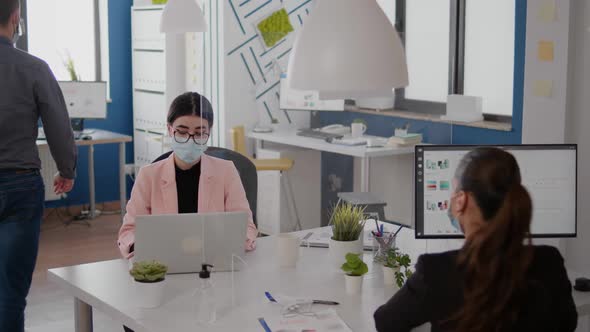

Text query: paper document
(261, 309), (353, 332)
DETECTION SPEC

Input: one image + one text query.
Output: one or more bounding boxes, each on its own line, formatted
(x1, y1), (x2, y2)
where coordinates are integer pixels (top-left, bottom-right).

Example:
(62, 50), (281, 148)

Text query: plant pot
(345, 274), (363, 294)
(134, 279), (166, 308)
(329, 237), (363, 269)
(383, 266), (400, 286)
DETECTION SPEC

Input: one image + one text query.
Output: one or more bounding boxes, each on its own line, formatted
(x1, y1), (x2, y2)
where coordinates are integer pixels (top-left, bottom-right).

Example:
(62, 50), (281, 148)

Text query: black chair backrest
(152, 148), (258, 226)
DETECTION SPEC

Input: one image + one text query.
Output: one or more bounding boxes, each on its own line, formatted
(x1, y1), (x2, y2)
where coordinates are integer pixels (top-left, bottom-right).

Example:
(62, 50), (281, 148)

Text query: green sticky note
(257, 9), (294, 48)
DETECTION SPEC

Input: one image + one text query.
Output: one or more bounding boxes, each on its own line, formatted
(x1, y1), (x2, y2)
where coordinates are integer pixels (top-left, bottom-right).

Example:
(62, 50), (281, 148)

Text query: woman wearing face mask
(117, 92), (258, 260)
(374, 147), (577, 332)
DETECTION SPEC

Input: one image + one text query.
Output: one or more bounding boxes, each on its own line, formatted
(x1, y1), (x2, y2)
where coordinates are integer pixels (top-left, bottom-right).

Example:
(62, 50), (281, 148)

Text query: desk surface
(247, 129), (414, 158)
(48, 226), (590, 332)
(37, 129), (132, 147)
(48, 235), (394, 332)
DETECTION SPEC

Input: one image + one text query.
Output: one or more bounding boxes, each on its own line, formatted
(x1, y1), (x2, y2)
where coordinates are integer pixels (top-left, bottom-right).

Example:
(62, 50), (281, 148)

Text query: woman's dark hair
(0, 0), (19, 26)
(167, 92), (214, 128)
(449, 147), (533, 332)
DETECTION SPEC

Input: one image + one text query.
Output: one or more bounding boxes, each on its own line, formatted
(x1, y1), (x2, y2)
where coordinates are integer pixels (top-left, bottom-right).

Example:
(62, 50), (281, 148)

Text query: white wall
(565, 0), (590, 276)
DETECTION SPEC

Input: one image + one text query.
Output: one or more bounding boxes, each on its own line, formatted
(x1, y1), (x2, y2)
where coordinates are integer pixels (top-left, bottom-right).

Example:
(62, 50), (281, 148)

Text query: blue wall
(318, 0), (527, 222)
(47, 0), (134, 208)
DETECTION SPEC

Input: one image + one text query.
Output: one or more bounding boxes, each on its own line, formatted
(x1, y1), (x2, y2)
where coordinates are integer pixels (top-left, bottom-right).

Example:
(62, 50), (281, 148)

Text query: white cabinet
(131, 5), (185, 168)
(256, 146), (322, 235)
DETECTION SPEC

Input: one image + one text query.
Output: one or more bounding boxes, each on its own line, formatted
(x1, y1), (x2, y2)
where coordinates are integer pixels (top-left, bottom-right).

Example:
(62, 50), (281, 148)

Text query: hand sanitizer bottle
(195, 264), (216, 324)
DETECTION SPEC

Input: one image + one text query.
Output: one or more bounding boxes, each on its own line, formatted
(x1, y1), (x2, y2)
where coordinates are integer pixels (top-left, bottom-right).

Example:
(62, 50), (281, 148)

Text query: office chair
(230, 126), (302, 231)
(153, 147), (258, 226)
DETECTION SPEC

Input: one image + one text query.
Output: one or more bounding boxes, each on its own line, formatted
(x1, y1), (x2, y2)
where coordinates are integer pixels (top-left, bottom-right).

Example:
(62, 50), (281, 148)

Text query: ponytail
(451, 184), (533, 332)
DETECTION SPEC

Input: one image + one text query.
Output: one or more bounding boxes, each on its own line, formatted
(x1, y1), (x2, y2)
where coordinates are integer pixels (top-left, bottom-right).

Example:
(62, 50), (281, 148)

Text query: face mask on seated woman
(170, 136), (208, 164)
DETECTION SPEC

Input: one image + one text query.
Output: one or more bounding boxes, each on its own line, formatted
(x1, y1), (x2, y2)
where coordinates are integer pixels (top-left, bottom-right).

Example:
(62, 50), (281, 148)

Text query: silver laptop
(134, 212), (249, 274)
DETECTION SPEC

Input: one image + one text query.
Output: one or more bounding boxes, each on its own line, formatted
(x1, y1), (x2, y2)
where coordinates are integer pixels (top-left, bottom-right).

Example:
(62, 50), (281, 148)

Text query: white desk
(247, 129), (414, 192)
(48, 226), (590, 332)
(37, 129), (132, 220)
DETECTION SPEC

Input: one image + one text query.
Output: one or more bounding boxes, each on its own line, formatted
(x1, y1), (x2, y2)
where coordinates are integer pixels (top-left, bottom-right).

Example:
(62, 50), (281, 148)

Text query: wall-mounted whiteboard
(58, 81), (107, 119)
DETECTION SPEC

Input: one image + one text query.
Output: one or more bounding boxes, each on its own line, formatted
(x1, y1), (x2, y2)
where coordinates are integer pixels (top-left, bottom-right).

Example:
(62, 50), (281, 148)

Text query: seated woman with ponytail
(374, 147), (577, 332)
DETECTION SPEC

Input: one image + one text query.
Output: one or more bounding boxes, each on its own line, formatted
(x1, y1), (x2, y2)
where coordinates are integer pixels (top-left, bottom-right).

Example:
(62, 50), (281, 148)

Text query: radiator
(38, 145), (61, 201)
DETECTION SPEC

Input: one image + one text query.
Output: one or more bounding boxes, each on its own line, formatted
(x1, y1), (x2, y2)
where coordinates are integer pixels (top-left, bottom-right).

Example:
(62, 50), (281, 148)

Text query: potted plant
(329, 203), (366, 268)
(374, 248), (413, 288)
(341, 253), (369, 294)
(129, 260), (168, 308)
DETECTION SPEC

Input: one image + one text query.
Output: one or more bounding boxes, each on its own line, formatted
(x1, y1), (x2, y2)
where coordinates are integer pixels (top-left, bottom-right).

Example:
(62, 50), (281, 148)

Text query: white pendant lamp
(287, 0), (408, 100)
(160, 0), (207, 33)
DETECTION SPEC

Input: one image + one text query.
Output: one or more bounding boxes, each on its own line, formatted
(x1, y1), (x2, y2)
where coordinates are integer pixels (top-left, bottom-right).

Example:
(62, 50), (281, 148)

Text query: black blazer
(374, 245), (577, 332)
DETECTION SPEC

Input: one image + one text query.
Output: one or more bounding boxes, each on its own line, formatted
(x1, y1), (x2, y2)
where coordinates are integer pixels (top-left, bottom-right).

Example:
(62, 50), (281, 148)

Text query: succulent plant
(129, 260), (168, 283)
(341, 253), (369, 277)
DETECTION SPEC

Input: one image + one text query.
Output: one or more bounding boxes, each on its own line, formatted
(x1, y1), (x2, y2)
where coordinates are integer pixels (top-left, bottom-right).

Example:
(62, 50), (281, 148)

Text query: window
(20, 0), (110, 97)
(378, 0), (515, 117)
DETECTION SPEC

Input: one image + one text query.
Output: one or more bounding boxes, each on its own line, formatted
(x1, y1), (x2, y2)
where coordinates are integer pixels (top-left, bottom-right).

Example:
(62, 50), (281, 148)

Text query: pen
(313, 300), (340, 305)
(265, 291), (277, 303)
(380, 224), (384, 236)
(258, 318), (272, 332)
(374, 220), (380, 236)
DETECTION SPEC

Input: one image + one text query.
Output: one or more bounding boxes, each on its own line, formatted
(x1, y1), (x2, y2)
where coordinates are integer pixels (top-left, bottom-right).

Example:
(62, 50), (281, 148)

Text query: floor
(25, 206), (125, 332)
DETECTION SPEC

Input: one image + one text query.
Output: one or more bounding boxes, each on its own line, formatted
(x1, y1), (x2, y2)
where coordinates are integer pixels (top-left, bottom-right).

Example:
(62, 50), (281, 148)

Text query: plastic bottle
(195, 264), (216, 324)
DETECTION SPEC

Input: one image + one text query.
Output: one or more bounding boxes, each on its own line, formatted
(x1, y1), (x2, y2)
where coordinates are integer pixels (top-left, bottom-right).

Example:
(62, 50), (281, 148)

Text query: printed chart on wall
(415, 145), (577, 239)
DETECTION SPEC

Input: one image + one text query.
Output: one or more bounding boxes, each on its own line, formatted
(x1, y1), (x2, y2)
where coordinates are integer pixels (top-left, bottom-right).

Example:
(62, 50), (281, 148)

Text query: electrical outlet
(125, 164), (136, 176)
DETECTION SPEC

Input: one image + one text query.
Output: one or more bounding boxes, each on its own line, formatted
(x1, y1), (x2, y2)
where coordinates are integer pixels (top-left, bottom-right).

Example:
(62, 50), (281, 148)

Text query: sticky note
(533, 80), (553, 97)
(538, 0), (556, 23)
(538, 41), (554, 62)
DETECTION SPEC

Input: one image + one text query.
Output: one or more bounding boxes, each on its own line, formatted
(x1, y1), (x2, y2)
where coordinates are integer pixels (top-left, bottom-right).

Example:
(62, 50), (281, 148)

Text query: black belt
(0, 168), (39, 175)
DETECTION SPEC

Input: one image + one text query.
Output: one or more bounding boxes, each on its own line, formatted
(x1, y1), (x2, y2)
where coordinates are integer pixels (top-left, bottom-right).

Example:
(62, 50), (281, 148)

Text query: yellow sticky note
(538, 0), (557, 22)
(533, 80), (553, 97)
(538, 41), (554, 62)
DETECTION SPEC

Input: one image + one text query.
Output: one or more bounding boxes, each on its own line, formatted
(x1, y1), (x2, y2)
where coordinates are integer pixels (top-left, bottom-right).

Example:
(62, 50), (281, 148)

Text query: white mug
(277, 234), (300, 267)
(351, 123), (367, 138)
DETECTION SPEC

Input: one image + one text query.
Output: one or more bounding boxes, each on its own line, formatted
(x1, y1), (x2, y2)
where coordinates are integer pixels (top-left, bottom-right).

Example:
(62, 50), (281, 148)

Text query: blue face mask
(171, 140), (207, 164)
(447, 200), (462, 233)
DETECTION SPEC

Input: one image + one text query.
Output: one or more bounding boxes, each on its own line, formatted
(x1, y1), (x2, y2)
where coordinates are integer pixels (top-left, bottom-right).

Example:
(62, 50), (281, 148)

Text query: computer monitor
(58, 81), (107, 119)
(414, 144), (577, 239)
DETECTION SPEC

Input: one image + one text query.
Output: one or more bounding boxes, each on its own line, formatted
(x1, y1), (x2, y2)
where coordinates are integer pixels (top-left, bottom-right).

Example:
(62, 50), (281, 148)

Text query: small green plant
(330, 203), (366, 242)
(352, 118), (367, 125)
(374, 248), (413, 288)
(62, 52), (80, 81)
(341, 253), (368, 277)
(129, 260), (168, 283)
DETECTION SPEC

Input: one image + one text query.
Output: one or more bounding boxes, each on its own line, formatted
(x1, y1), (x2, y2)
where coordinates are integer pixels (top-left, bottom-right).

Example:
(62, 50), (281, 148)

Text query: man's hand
(53, 173), (74, 195)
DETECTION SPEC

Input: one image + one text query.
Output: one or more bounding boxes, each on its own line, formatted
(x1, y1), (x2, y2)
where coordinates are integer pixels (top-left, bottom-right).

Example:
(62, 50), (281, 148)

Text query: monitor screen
(58, 81), (107, 119)
(414, 145), (577, 239)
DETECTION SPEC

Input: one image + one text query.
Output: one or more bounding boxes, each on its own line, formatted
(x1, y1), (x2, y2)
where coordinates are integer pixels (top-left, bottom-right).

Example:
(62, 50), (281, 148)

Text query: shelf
(349, 108), (512, 132)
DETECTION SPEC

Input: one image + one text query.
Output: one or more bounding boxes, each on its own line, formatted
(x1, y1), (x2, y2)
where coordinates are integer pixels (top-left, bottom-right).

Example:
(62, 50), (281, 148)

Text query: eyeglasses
(173, 130), (209, 145)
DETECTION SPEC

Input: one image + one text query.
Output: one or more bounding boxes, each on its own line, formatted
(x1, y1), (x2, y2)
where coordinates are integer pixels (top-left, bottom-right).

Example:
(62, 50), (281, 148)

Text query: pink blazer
(117, 153), (258, 258)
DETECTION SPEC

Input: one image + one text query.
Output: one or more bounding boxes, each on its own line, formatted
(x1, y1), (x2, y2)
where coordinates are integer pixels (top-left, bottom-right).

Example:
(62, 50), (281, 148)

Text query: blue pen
(265, 291), (277, 303)
(380, 224), (384, 236)
(258, 317), (272, 332)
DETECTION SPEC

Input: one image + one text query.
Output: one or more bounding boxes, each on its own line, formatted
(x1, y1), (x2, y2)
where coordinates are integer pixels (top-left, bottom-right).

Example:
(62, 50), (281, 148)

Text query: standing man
(0, 1), (77, 331)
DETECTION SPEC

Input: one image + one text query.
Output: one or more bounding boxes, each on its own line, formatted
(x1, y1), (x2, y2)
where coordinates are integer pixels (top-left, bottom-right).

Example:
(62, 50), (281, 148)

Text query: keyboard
(296, 129), (344, 140)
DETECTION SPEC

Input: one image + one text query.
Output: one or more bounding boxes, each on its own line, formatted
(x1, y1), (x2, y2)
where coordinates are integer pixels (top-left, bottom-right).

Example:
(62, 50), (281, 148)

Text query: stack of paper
(387, 133), (423, 147)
